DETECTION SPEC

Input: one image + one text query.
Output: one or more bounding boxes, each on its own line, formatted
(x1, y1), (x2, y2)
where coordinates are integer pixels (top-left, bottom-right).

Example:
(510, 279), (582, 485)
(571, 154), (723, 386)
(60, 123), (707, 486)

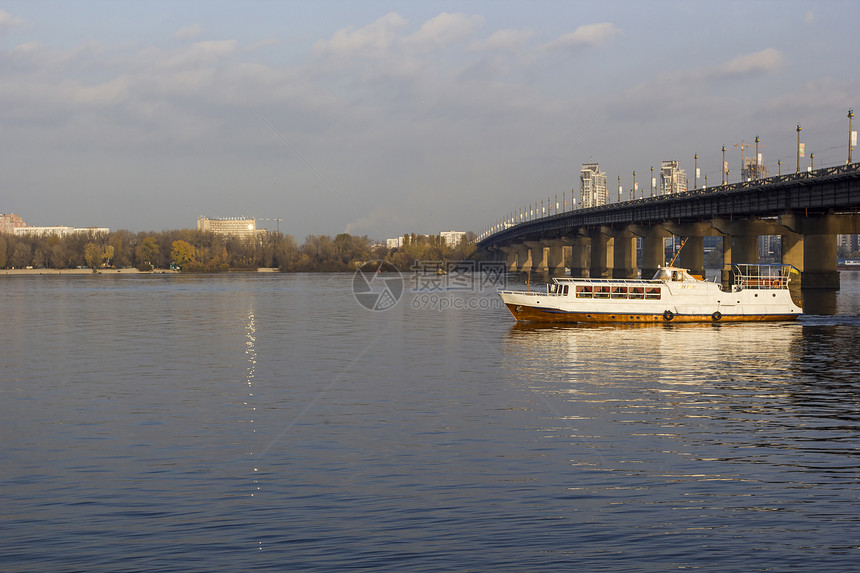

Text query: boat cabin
(652, 266), (697, 282)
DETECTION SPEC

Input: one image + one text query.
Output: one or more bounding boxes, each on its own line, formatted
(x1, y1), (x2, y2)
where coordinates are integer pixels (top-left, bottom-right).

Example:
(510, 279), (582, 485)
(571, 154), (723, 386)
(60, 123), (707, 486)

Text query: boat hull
(504, 302), (799, 324)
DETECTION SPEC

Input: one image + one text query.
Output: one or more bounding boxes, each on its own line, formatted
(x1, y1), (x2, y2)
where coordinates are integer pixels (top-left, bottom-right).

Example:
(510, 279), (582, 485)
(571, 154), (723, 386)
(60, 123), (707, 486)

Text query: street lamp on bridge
(796, 124), (802, 173)
(694, 154), (698, 189)
(651, 166), (654, 196)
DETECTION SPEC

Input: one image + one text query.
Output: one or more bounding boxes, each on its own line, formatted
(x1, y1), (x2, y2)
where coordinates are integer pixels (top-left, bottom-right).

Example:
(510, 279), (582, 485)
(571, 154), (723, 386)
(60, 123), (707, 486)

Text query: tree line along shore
(0, 230), (479, 273)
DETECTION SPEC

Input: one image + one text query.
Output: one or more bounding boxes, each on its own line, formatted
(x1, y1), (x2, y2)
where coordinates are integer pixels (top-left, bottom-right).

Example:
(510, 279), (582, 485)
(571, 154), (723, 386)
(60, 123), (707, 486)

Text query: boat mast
(668, 237), (688, 267)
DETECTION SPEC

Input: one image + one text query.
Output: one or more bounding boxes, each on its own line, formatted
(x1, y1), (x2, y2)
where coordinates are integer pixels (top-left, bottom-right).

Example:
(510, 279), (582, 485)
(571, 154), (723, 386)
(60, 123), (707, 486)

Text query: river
(2, 271), (858, 571)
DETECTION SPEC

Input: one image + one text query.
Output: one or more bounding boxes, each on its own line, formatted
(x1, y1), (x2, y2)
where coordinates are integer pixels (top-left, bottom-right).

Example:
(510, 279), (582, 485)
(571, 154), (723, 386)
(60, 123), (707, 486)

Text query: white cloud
(246, 38), (279, 53)
(601, 48), (785, 126)
(0, 9), (24, 33)
(312, 12), (407, 59)
(402, 12), (483, 50)
(714, 48), (783, 78)
(470, 28), (534, 53)
(541, 22), (621, 52)
(157, 40), (238, 69)
(175, 24), (204, 40)
(611, 46), (786, 118)
(767, 77), (857, 115)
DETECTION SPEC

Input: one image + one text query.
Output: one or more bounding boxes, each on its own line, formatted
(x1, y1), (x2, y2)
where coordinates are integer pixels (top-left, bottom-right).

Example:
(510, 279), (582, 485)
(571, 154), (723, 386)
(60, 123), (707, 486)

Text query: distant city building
(660, 161), (687, 195)
(838, 234), (859, 252)
(386, 237), (404, 249)
(0, 213), (27, 234)
(197, 216), (260, 238)
(580, 163), (607, 208)
(14, 226), (109, 237)
(440, 231), (467, 246)
(742, 156), (769, 181)
(759, 235), (780, 261)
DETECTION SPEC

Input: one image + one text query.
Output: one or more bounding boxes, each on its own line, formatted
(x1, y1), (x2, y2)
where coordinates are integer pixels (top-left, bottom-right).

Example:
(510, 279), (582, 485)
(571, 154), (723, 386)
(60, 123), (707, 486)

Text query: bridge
(477, 163), (860, 289)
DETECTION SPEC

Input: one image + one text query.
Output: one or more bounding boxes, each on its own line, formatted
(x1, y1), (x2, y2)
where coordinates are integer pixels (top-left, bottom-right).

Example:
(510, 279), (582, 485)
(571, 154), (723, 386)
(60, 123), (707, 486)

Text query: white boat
(499, 264), (802, 323)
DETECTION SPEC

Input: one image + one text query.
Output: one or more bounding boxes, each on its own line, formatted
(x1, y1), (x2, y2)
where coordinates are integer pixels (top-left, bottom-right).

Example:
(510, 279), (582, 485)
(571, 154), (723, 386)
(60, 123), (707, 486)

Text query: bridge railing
(479, 162), (860, 243)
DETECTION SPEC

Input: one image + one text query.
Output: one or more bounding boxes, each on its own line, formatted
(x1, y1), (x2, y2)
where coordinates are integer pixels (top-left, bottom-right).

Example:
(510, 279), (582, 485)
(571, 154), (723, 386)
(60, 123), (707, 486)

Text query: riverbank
(0, 268), (280, 275)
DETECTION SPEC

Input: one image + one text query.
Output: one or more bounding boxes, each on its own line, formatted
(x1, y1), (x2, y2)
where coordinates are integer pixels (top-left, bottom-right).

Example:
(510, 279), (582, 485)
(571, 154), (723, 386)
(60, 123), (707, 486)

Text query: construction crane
(734, 137), (766, 180)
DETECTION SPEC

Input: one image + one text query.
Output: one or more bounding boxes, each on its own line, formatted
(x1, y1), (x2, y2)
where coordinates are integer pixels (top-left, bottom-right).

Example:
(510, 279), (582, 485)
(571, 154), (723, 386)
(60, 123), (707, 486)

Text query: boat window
(611, 286), (628, 299)
(645, 287), (661, 300)
(576, 285), (592, 298)
(549, 284), (558, 294)
(654, 269), (672, 280)
(563, 285), (569, 295)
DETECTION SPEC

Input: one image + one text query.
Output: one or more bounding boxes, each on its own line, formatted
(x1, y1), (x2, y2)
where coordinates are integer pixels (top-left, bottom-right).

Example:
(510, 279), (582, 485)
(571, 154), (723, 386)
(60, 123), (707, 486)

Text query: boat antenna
(669, 237), (688, 267)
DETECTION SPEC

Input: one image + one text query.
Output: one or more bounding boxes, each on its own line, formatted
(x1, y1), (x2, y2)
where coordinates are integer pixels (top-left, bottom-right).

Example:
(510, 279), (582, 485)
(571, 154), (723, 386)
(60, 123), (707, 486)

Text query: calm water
(2, 272), (859, 572)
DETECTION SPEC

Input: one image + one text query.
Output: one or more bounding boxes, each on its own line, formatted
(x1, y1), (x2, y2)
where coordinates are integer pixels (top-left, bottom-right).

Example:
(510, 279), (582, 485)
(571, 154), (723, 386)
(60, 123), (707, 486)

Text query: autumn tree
(135, 236), (160, 270)
(171, 240), (197, 269)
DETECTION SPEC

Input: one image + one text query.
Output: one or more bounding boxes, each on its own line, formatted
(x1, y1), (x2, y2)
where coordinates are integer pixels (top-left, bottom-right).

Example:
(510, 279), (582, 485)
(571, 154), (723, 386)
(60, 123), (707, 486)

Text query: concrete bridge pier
(721, 235), (732, 289)
(525, 241), (548, 272)
(721, 233), (759, 289)
(589, 228), (613, 279)
(731, 234), (759, 266)
(664, 222), (709, 279)
(789, 213), (842, 289)
(802, 233), (839, 289)
(678, 235), (705, 278)
(712, 219), (760, 289)
(511, 243), (530, 272)
(501, 246), (518, 272)
(612, 229), (638, 279)
(637, 228), (670, 280)
(569, 236), (590, 277)
(545, 239), (567, 275)
(781, 232), (803, 270)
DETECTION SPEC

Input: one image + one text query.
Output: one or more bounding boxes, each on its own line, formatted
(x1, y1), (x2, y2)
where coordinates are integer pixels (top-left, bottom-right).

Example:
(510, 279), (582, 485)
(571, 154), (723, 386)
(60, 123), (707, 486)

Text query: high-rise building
(837, 234), (859, 253)
(440, 231), (467, 246)
(580, 163), (607, 209)
(0, 213), (27, 234)
(197, 216), (259, 238)
(660, 161), (687, 195)
(742, 157), (769, 181)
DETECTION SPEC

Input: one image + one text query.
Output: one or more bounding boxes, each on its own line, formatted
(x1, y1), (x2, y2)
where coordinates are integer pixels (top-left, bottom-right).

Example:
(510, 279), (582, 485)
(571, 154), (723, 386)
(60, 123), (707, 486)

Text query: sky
(1, 1), (857, 240)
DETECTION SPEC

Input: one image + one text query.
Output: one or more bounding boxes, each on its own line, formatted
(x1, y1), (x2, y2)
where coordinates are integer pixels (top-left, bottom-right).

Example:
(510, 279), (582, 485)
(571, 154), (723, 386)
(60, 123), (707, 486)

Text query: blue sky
(1, 1), (856, 238)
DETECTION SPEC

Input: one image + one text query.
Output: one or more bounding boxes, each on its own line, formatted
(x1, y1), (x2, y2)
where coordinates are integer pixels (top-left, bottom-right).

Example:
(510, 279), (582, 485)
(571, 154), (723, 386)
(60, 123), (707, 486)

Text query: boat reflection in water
(504, 319), (802, 387)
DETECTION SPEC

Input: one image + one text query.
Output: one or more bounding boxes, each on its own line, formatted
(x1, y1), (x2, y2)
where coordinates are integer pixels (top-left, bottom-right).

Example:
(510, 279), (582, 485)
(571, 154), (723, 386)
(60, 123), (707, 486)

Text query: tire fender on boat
(663, 310), (674, 321)
(712, 311), (722, 321)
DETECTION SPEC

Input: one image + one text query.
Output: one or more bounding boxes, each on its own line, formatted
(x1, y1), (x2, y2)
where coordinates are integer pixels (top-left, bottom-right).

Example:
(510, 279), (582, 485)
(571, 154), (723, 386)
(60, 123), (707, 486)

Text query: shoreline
(0, 268), (280, 276)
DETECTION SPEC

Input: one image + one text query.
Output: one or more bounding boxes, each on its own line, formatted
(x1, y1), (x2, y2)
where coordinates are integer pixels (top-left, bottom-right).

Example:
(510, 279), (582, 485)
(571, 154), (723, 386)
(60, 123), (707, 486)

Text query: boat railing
(498, 289), (544, 297)
(554, 277), (663, 285)
(733, 264), (796, 290)
(502, 277), (663, 297)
